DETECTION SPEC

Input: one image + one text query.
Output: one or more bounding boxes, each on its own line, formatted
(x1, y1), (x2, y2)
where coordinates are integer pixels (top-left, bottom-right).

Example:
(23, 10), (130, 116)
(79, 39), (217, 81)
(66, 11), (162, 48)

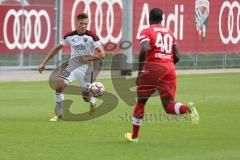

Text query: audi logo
(71, 0), (122, 44)
(219, 1), (240, 44)
(73, 44), (86, 50)
(3, 9), (51, 50)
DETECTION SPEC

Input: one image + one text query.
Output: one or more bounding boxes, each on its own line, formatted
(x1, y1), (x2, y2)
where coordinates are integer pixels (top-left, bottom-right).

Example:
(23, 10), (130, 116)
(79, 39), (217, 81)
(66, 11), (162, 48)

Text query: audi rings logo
(73, 44), (86, 50)
(71, 0), (122, 44)
(3, 9), (51, 49)
(219, 1), (240, 44)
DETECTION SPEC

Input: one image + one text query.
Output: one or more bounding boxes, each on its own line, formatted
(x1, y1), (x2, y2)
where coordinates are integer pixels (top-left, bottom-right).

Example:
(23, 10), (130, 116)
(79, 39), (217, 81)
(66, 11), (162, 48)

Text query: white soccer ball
(88, 82), (104, 97)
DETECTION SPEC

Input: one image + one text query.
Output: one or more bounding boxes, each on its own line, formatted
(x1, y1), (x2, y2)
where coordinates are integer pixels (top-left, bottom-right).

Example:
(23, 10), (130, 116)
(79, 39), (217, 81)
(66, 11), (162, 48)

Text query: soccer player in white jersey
(38, 13), (105, 121)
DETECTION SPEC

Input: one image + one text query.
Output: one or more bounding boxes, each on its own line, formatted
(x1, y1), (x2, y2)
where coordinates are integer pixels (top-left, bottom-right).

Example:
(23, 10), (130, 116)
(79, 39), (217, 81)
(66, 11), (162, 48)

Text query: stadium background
(0, 1), (240, 160)
(0, 0), (239, 70)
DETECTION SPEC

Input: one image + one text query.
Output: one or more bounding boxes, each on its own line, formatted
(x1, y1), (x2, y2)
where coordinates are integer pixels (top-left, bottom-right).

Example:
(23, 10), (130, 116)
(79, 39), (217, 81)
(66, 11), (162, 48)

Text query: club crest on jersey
(195, 0), (209, 41)
(83, 36), (88, 42)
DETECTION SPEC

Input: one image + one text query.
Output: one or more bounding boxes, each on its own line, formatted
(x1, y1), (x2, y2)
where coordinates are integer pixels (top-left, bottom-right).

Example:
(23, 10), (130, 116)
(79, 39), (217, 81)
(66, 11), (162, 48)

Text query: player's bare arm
(136, 41), (151, 85)
(78, 45), (105, 63)
(173, 44), (181, 64)
(39, 44), (63, 73)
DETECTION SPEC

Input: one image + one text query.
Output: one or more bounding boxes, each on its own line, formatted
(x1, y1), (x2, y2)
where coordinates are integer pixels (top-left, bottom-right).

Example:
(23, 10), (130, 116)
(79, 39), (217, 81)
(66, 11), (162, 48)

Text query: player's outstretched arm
(78, 46), (105, 63)
(38, 44), (63, 73)
(173, 44), (181, 64)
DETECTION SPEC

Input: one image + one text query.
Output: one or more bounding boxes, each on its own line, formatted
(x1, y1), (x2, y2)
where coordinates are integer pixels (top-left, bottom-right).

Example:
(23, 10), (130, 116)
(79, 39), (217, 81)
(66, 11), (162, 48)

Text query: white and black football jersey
(60, 30), (102, 72)
(60, 30), (102, 59)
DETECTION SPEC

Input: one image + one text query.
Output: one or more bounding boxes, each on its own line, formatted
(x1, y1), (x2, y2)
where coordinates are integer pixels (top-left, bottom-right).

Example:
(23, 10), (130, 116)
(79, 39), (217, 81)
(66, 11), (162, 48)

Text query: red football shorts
(137, 63), (176, 99)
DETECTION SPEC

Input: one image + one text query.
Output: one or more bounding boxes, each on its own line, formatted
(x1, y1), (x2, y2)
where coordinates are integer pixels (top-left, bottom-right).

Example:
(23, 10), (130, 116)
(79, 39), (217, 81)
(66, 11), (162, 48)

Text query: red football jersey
(139, 24), (176, 63)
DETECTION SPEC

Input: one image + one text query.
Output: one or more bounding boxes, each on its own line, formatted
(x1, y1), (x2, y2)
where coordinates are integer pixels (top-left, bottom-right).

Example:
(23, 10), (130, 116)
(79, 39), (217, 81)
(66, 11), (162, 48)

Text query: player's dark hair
(77, 13), (88, 20)
(149, 8), (163, 25)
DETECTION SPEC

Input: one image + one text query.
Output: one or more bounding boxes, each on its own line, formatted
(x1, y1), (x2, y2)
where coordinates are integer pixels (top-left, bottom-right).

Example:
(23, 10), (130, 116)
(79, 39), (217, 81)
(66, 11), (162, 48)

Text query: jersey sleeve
(60, 31), (76, 46)
(138, 29), (150, 44)
(60, 34), (70, 46)
(92, 34), (102, 49)
(59, 38), (68, 46)
(93, 40), (102, 49)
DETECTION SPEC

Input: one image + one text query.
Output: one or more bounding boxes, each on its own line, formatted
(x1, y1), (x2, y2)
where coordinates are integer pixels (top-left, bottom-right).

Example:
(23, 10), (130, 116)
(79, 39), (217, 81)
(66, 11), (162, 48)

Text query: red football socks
(166, 102), (188, 114)
(132, 102), (145, 139)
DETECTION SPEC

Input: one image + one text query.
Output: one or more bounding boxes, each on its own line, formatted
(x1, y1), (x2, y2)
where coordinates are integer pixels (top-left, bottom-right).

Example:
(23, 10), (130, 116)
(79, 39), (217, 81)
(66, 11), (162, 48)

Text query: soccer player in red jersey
(125, 8), (199, 143)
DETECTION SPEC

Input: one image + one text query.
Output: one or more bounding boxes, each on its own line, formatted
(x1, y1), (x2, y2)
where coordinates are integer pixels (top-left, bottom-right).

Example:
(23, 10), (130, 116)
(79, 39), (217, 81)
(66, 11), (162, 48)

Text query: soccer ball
(88, 82), (104, 97)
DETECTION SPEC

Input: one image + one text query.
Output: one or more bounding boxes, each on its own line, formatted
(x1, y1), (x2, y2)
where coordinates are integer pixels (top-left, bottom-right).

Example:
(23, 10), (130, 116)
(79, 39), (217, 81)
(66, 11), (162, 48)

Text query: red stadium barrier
(135, 0), (240, 53)
(132, 0), (240, 53)
(63, 0), (239, 54)
(62, 0), (122, 54)
(0, 5), (55, 54)
(0, 0), (239, 54)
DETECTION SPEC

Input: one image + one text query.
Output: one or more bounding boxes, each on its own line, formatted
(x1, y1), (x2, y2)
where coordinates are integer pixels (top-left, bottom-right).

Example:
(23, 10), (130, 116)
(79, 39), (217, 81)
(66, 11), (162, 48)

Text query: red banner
(0, 6), (55, 54)
(0, 1), (239, 54)
(133, 0), (240, 53)
(62, 0), (239, 54)
(62, 0), (122, 54)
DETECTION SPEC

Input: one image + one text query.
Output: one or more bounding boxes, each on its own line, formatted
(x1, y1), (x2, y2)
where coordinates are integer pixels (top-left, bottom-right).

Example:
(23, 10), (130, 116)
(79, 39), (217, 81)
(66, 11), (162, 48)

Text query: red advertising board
(133, 0), (240, 53)
(62, 0), (239, 54)
(0, 1), (239, 54)
(0, 5), (55, 54)
(62, 0), (122, 54)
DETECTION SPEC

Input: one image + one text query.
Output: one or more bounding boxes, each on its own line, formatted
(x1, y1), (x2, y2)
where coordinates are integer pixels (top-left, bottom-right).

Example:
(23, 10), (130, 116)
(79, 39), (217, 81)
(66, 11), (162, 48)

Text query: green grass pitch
(0, 73), (240, 160)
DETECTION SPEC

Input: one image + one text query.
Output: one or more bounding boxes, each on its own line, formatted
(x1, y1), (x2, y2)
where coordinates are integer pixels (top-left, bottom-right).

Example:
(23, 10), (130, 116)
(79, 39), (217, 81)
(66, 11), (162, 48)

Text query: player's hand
(79, 55), (88, 63)
(38, 63), (45, 74)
